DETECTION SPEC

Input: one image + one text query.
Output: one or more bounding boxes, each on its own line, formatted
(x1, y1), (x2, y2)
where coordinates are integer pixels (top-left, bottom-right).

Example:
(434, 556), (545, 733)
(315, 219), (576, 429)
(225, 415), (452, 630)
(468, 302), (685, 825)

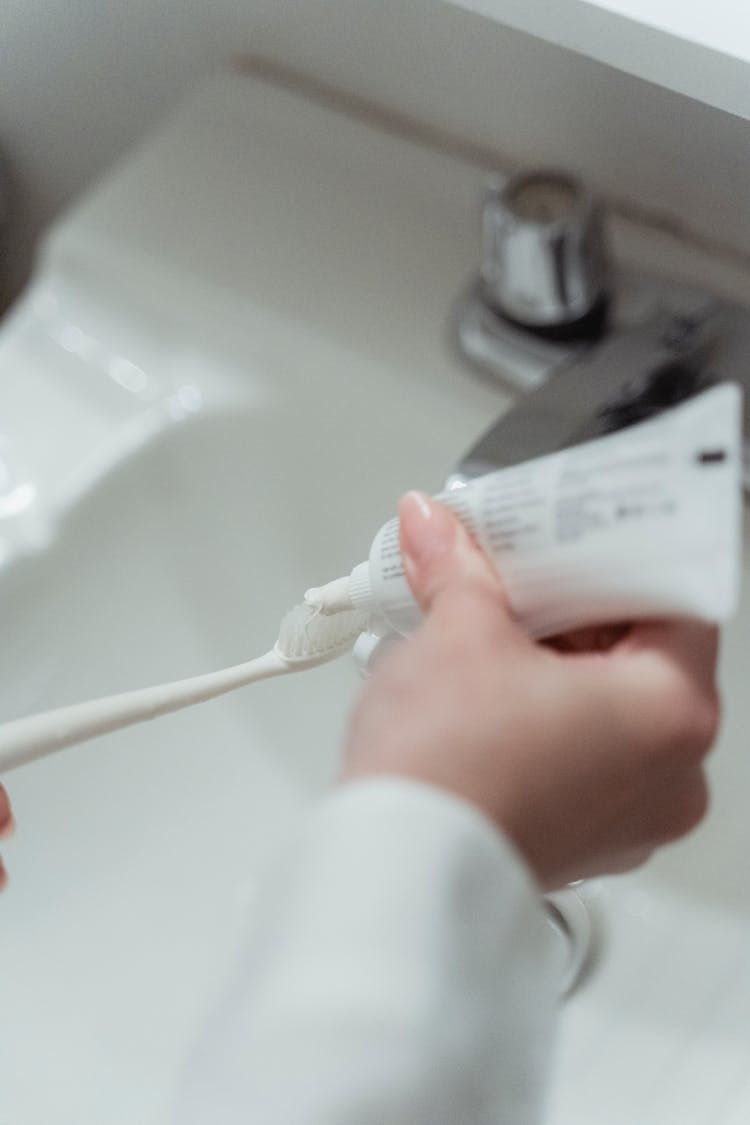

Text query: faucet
(451, 169), (750, 490)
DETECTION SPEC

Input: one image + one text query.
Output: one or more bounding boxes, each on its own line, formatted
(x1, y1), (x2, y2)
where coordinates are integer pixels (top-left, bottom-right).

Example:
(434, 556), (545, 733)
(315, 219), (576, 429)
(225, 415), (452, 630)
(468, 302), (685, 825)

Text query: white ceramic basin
(1, 70), (749, 1125)
(0, 299), (502, 1125)
(0, 401), (422, 1123)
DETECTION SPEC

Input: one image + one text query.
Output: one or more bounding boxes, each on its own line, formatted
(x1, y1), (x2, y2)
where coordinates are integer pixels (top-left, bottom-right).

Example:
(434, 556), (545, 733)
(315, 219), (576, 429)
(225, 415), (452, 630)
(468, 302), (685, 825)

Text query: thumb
(398, 491), (506, 614)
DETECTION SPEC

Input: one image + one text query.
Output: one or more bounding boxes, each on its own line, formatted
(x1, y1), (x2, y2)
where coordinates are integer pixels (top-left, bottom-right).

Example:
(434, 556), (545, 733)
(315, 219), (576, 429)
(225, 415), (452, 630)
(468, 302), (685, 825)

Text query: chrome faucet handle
(480, 170), (609, 339)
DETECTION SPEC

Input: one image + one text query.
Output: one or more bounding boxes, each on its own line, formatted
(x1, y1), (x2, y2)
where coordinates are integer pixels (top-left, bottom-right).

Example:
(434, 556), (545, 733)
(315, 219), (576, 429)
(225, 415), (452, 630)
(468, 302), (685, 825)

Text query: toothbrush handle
(0, 651), (286, 773)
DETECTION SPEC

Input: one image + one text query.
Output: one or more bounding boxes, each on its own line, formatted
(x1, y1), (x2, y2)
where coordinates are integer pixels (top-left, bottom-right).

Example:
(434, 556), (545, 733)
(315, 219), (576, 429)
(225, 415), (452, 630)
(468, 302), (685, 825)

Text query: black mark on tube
(696, 449), (727, 465)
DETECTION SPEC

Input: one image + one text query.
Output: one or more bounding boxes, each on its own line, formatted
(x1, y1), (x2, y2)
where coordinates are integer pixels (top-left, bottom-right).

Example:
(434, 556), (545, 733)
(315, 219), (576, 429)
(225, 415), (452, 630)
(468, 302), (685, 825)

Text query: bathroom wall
(1, 0), (210, 302)
(3, 0), (750, 304)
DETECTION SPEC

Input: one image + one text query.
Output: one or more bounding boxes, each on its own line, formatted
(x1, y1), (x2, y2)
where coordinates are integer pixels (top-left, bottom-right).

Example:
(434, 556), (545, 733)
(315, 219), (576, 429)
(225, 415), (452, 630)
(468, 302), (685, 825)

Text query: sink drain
(544, 886), (598, 998)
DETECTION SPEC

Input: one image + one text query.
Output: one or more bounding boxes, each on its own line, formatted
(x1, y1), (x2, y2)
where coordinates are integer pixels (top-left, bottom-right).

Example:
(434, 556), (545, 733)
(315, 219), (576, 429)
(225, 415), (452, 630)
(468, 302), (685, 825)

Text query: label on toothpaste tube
(556, 450), (675, 544)
(476, 444), (681, 554)
(368, 384), (741, 638)
(375, 518), (405, 582)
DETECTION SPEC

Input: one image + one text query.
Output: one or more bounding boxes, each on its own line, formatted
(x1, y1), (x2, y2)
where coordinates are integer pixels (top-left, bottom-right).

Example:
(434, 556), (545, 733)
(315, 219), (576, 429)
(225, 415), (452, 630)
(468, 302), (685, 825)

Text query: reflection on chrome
(544, 886), (599, 998)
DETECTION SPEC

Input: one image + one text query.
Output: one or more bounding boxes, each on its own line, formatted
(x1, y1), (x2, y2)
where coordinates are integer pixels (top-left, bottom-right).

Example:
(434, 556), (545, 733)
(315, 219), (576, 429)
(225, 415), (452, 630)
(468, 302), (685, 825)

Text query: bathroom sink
(1, 70), (749, 1124)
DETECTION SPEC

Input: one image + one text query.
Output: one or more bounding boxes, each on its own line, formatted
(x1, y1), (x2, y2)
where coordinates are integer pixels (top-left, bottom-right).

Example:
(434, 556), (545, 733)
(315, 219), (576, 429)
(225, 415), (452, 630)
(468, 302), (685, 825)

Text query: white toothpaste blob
(315, 384), (742, 640)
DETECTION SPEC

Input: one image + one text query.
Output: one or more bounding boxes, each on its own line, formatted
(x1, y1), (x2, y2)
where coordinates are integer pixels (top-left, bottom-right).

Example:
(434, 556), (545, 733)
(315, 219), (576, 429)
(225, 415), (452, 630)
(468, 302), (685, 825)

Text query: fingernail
(399, 491), (456, 567)
(0, 814), (16, 840)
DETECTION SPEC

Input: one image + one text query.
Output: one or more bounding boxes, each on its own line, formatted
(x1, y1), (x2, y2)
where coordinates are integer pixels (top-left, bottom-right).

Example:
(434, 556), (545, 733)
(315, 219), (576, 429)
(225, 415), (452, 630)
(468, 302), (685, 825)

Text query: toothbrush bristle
(276, 604), (365, 665)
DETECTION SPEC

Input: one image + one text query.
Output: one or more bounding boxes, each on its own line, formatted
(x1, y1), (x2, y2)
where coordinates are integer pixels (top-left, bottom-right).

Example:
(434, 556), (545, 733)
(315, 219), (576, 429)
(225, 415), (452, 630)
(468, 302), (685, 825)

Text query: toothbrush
(0, 604), (366, 774)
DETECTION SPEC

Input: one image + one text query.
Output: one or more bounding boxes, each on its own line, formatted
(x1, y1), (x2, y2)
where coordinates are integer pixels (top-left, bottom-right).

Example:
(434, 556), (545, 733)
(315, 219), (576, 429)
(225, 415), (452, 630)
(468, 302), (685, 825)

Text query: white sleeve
(175, 779), (561, 1125)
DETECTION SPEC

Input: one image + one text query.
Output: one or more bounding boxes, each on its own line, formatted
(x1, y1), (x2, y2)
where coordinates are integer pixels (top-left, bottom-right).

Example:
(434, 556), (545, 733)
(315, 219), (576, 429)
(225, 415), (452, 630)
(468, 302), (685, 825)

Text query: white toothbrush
(0, 604), (366, 774)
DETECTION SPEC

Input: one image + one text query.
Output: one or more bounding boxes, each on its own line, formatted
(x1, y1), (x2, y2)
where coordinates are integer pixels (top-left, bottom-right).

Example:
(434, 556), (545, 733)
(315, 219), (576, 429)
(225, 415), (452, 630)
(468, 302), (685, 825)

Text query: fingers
(626, 619), (720, 684)
(546, 623), (631, 654)
(652, 765), (710, 843)
(606, 620), (720, 768)
(547, 845), (655, 889)
(0, 784), (12, 836)
(398, 491), (506, 614)
(0, 784), (13, 892)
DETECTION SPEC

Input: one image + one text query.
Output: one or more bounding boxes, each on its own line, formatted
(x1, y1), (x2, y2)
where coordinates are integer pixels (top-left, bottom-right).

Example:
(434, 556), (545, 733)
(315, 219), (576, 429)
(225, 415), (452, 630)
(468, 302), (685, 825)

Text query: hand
(0, 783), (13, 890)
(342, 492), (719, 890)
